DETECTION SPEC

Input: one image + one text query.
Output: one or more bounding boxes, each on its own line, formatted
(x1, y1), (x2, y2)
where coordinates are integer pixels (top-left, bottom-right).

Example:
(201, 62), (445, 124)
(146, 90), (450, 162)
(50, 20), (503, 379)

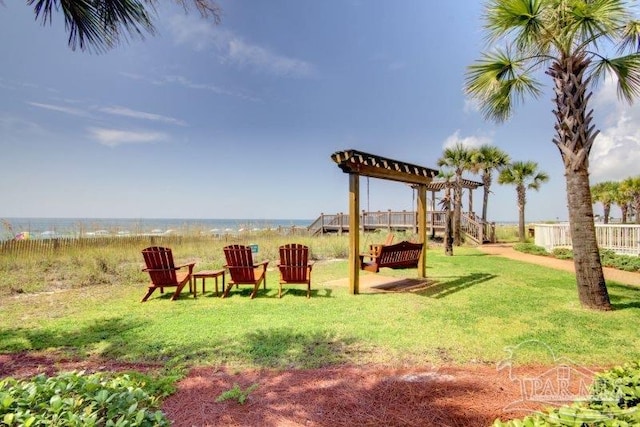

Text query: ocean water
(0, 218), (312, 241)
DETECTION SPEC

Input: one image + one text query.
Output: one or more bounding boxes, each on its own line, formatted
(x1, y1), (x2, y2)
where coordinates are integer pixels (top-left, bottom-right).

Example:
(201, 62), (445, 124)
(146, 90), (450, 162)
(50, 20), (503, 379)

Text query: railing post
(361, 210), (366, 232)
(338, 213), (343, 236)
(387, 209), (392, 232)
(320, 213), (325, 236)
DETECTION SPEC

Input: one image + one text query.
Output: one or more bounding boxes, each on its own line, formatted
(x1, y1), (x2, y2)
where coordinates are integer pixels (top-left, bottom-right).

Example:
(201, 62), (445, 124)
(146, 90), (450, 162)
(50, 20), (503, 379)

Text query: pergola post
(349, 173), (360, 295)
(417, 184), (427, 278)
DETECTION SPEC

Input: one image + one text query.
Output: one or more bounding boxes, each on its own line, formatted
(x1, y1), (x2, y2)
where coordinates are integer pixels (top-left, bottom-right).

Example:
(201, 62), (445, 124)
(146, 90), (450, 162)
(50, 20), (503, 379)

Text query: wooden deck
(308, 210), (496, 244)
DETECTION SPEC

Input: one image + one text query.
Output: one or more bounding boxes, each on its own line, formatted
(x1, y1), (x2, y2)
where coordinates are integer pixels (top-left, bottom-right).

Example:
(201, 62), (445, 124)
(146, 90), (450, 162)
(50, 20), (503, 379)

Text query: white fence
(534, 223), (640, 255)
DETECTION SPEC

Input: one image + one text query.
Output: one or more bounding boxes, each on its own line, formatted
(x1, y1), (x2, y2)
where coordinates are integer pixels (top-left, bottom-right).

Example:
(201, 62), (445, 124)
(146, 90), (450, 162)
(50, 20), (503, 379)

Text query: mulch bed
(1, 351), (602, 427)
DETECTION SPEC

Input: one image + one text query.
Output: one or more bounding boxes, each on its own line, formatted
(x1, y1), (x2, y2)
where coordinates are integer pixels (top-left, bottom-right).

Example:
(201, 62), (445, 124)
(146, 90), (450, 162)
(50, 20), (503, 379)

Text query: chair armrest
(254, 260), (269, 268)
(176, 262), (196, 274)
(143, 267), (181, 272)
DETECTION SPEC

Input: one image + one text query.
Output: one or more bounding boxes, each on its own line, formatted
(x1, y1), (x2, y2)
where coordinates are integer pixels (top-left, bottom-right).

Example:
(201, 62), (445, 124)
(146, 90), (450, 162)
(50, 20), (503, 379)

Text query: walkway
(476, 243), (640, 287)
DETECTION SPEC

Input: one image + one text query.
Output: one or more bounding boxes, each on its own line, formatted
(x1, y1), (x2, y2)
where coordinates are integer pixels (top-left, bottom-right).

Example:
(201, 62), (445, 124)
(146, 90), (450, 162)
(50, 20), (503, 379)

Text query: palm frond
(618, 20), (640, 53)
(29, 0), (156, 53)
(466, 49), (542, 122)
(592, 54), (640, 103)
(484, 0), (546, 48)
(568, 0), (629, 51)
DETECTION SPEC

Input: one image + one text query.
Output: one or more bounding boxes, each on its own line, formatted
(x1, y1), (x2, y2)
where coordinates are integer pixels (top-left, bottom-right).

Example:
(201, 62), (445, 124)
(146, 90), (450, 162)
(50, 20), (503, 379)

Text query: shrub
(600, 250), (640, 272)
(0, 370), (170, 426)
(513, 243), (549, 256)
(551, 247), (573, 260)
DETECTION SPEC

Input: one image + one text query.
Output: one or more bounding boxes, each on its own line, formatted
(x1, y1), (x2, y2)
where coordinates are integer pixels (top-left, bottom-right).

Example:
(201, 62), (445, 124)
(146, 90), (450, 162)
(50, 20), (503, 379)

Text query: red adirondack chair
(277, 243), (313, 298)
(222, 245), (268, 299)
(141, 246), (195, 302)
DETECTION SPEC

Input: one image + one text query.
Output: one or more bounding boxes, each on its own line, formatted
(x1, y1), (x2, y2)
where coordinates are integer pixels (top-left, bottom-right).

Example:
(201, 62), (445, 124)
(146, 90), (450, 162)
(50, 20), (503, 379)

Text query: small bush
(551, 247), (573, 260)
(600, 250), (640, 272)
(216, 383), (259, 405)
(513, 243), (549, 256)
(0, 370), (170, 426)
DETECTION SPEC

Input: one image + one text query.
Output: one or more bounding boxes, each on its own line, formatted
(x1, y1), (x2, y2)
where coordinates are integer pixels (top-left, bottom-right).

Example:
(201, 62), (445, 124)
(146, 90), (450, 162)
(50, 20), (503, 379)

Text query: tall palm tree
(470, 144), (511, 222)
(465, 0), (640, 310)
(620, 176), (640, 224)
(437, 143), (475, 246)
(498, 161), (549, 242)
(437, 170), (455, 255)
(27, 0), (221, 53)
(590, 181), (619, 224)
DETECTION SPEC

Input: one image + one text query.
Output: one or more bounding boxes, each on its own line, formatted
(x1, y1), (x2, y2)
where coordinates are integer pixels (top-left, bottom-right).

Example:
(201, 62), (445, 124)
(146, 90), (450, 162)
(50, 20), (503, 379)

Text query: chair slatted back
(279, 244), (309, 283)
(142, 246), (178, 286)
(224, 245), (256, 282)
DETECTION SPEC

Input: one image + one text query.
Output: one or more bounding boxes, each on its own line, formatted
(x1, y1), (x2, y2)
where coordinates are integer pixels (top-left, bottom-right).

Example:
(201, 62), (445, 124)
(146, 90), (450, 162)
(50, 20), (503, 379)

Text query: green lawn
(1, 245), (639, 371)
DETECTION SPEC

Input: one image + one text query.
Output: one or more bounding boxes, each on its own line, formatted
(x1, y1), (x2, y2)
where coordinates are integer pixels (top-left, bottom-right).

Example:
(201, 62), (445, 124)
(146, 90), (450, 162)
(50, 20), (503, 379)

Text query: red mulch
(0, 352), (601, 427)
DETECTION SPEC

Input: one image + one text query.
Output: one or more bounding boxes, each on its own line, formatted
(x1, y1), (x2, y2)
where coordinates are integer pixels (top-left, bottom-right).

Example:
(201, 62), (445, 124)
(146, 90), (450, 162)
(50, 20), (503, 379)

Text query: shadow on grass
(242, 328), (355, 369)
(607, 282), (640, 310)
(216, 287), (333, 299)
(0, 317), (148, 357)
(415, 273), (497, 298)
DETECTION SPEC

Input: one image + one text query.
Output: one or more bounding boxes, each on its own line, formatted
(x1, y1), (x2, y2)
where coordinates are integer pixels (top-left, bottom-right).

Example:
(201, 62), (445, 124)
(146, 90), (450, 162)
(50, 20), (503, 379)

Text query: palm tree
(437, 170), (455, 255)
(620, 176), (640, 224)
(590, 181), (619, 224)
(437, 143), (475, 246)
(27, 0), (221, 53)
(470, 144), (511, 223)
(465, 0), (640, 310)
(498, 161), (549, 242)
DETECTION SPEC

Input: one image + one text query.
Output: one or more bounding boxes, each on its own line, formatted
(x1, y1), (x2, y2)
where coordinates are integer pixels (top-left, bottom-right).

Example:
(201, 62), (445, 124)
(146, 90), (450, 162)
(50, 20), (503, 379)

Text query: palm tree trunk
(603, 204), (610, 224)
(453, 172), (462, 246)
(482, 172), (491, 222)
(517, 185), (525, 242)
(549, 54), (611, 310)
(565, 169), (611, 309)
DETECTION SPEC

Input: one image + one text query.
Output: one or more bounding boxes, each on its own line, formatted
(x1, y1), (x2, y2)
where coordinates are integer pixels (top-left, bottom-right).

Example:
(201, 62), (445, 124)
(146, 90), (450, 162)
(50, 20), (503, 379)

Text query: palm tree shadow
(415, 273), (497, 298)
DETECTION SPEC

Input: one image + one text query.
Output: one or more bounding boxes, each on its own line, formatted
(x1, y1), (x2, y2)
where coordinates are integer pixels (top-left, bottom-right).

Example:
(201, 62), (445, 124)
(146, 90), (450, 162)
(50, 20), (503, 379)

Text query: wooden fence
(534, 223), (640, 255)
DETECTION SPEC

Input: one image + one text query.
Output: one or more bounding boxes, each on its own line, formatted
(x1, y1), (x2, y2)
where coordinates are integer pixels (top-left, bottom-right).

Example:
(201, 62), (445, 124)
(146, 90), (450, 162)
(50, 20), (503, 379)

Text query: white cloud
(88, 128), (168, 147)
(99, 106), (187, 126)
(463, 97), (480, 114)
(589, 79), (640, 182)
(442, 130), (492, 149)
(168, 14), (316, 78)
(28, 102), (91, 117)
(156, 75), (260, 102)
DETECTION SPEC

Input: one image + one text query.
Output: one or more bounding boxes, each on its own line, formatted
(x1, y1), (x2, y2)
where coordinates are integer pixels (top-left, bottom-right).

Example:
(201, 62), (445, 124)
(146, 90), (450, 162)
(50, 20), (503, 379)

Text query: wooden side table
(192, 269), (225, 297)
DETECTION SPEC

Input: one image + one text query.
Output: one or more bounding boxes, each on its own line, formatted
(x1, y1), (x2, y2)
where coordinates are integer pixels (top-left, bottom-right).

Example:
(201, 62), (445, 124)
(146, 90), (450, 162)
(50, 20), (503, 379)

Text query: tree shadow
(242, 328), (356, 369)
(415, 273), (497, 298)
(606, 282), (640, 310)
(163, 365), (517, 427)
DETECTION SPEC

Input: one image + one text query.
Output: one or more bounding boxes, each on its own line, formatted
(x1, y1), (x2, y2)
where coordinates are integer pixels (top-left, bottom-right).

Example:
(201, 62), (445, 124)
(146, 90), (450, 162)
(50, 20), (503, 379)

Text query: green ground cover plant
(493, 360), (640, 426)
(0, 371), (169, 426)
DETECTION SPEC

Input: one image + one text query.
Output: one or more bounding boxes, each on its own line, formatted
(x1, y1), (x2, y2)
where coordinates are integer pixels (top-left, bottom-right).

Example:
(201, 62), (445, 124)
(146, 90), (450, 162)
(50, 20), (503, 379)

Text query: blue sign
(249, 244), (259, 253)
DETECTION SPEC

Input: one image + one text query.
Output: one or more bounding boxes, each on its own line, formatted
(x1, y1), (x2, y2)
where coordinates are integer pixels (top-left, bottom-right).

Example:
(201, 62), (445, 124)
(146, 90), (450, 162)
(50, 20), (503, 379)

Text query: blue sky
(1, 1), (639, 222)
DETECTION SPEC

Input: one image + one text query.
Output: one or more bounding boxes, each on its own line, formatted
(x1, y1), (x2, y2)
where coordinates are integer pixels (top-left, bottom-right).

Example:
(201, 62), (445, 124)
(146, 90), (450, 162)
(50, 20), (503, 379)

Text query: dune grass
(1, 237), (639, 372)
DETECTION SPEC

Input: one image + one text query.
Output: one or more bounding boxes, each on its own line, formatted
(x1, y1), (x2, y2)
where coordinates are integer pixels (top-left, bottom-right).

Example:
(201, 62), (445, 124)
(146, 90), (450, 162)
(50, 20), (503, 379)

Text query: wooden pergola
(331, 149), (439, 294)
(424, 178), (483, 213)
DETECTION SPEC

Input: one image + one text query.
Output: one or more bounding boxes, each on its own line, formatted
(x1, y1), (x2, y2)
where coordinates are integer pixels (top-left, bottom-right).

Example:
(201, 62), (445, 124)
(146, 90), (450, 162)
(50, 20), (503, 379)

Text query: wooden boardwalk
(308, 210), (496, 244)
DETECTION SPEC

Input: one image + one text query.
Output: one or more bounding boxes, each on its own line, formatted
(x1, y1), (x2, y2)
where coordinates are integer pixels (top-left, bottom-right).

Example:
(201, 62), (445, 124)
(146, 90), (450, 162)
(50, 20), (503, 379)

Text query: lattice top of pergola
(424, 177), (483, 191)
(331, 149), (439, 185)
